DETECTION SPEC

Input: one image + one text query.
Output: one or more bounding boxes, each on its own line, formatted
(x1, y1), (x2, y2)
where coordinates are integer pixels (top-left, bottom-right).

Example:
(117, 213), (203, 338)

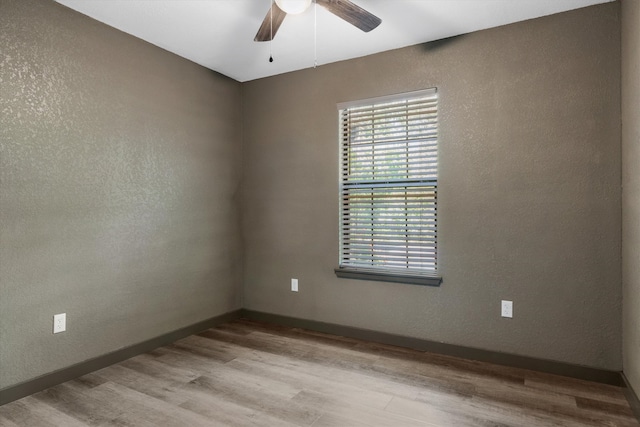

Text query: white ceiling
(54, 0), (613, 82)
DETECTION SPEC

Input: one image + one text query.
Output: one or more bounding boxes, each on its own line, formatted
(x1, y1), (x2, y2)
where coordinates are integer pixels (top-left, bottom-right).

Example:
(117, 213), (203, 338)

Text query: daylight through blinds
(338, 89), (438, 276)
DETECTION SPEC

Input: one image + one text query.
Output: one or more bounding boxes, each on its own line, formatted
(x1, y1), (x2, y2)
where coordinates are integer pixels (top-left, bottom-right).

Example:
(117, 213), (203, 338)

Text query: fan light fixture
(275, 0), (312, 15)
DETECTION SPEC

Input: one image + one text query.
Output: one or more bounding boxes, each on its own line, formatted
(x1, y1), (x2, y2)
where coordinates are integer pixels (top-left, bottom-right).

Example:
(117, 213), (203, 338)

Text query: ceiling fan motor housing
(275, 0), (312, 15)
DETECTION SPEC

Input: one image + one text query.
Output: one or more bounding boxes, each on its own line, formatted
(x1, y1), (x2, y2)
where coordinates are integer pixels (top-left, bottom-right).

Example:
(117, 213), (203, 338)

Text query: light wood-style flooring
(0, 319), (638, 426)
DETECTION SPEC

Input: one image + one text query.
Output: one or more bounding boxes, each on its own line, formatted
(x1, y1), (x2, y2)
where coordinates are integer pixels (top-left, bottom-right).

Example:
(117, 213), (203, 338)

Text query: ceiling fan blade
(317, 0), (381, 32)
(254, 2), (287, 42)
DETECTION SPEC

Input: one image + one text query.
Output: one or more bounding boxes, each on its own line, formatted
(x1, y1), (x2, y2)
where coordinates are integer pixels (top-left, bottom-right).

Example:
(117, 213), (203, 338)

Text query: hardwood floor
(1, 319), (638, 426)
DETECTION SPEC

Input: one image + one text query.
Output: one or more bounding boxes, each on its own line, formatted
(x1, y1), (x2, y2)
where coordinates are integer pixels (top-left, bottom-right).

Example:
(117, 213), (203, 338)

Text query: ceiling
(54, 0), (613, 82)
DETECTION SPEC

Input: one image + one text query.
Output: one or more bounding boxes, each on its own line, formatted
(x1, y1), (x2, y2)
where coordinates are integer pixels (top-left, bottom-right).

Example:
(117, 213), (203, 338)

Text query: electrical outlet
(53, 313), (66, 333)
(501, 300), (513, 318)
(291, 278), (298, 292)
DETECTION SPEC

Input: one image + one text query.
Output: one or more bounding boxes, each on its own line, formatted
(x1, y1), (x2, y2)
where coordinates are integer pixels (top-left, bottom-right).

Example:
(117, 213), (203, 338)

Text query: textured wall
(242, 3), (622, 369)
(0, 0), (242, 389)
(622, 0), (640, 393)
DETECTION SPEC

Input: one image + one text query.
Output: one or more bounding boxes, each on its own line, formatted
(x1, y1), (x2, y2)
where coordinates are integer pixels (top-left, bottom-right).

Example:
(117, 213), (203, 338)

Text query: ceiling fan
(254, 0), (381, 42)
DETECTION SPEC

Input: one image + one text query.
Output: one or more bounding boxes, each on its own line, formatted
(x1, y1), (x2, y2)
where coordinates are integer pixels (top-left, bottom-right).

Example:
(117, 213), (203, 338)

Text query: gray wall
(0, 0), (243, 389)
(622, 0), (640, 393)
(242, 3), (622, 370)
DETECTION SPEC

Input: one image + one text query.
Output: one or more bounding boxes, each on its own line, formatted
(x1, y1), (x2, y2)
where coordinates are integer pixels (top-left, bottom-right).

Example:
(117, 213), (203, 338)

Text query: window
(335, 89), (441, 286)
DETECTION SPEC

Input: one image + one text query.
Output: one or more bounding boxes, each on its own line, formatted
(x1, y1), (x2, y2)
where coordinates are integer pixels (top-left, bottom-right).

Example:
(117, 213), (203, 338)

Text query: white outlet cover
(501, 300), (513, 318)
(291, 278), (298, 292)
(53, 313), (66, 333)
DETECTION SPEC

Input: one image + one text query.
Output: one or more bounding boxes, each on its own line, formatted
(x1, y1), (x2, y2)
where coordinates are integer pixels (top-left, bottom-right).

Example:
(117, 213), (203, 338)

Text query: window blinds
(338, 89), (438, 277)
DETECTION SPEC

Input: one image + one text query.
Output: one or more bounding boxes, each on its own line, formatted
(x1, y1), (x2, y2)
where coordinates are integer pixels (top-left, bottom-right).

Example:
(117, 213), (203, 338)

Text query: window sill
(334, 268), (442, 287)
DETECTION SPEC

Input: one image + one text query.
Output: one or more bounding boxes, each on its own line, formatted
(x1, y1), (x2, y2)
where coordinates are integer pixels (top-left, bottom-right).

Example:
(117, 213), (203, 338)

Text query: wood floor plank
(385, 394), (588, 427)
(1, 319), (637, 427)
(362, 340), (525, 384)
(232, 320), (362, 350)
(0, 415), (22, 427)
(193, 363), (303, 401)
(30, 382), (124, 426)
(179, 391), (300, 427)
(471, 381), (638, 427)
(0, 396), (90, 427)
(525, 376), (630, 404)
(384, 395), (482, 427)
(175, 334), (247, 362)
(469, 394), (638, 427)
(90, 364), (189, 406)
(225, 356), (394, 410)
(576, 395), (636, 417)
(367, 357), (481, 398)
(184, 375), (322, 425)
(88, 382), (215, 427)
(294, 389), (432, 427)
(225, 341), (436, 402)
(118, 354), (200, 384)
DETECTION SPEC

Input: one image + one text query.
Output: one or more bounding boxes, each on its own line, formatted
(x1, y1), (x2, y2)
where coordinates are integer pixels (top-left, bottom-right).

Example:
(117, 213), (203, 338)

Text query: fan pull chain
(313, 0), (317, 68)
(269, 0), (274, 62)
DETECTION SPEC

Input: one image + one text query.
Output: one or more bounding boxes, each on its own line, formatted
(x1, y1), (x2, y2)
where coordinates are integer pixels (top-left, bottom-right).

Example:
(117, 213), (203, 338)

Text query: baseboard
(241, 309), (623, 387)
(0, 309), (242, 406)
(623, 374), (640, 423)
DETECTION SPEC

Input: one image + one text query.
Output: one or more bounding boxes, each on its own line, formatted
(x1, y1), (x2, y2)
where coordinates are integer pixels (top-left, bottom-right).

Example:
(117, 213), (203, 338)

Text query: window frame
(335, 89), (442, 287)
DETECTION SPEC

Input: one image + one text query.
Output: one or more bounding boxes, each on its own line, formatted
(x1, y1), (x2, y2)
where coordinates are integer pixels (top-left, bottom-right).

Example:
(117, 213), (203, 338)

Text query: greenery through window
(336, 89), (440, 285)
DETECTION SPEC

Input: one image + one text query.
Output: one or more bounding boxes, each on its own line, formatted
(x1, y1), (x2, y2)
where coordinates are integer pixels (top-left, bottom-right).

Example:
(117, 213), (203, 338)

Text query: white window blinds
(337, 89), (439, 281)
